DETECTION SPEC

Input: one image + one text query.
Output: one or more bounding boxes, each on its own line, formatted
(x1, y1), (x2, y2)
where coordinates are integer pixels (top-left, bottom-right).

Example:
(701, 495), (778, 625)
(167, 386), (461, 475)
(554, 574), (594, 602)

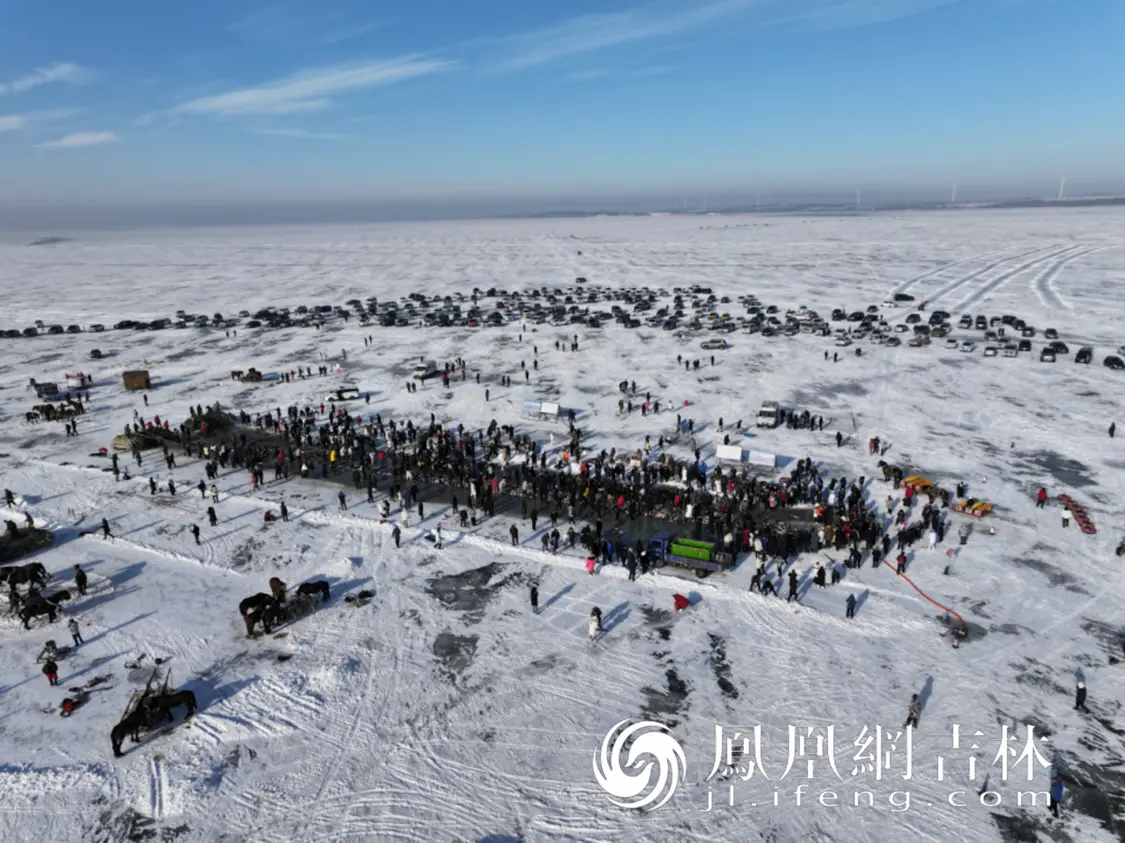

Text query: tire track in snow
(1031, 245), (1106, 310)
(148, 756), (166, 820)
(924, 245), (1060, 306)
(949, 244), (1084, 312)
(889, 248), (1008, 296)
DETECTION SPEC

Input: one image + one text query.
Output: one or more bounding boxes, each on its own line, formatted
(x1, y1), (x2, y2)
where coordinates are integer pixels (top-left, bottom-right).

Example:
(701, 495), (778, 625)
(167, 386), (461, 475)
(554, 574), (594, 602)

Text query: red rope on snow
(878, 559), (966, 627)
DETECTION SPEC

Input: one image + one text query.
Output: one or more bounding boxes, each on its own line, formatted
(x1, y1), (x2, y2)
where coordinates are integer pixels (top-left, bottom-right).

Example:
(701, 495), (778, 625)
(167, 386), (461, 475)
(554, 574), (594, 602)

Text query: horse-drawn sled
(110, 666), (196, 757)
(239, 578), (328, 637)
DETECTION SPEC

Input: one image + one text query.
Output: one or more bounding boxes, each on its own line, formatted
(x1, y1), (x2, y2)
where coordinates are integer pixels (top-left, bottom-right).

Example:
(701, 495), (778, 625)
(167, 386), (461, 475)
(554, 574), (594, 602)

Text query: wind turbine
(1057, 177), (1066, 200)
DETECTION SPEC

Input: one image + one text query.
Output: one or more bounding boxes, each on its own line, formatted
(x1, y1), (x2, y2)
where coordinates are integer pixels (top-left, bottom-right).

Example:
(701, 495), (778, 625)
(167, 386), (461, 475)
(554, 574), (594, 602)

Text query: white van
(756, 401), (780, 428)
(326, 387), (361, 402)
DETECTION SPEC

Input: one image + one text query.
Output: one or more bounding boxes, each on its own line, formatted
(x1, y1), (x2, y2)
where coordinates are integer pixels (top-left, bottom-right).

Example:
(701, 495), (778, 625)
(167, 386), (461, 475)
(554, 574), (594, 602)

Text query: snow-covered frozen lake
(1, 208), (1124, 843)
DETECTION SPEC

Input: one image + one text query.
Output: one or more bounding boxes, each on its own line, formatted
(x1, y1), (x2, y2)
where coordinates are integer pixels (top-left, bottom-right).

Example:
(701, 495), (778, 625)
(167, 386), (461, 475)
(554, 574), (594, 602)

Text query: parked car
(1044, 328), (1059, 339)
(944, 339), (959, 350)
(885, 336), (901, 347)
(89, 323), (105, 332)
(1040, 349), (1056, 362)
(894, 324), (909, 333)
(1018, 340), (1032, 352)
(1048, 341), (1069, 354)
(959, 341), (976, 353)
(1076, 347), (1093, 364)
(1104, 355), (1124, 370)
(21, 327), (37, 337)
(47, 324), (64, 334)
(906, 313), (921, 324)
(983, 346), (998, 357)
(975, 316), (987, 330)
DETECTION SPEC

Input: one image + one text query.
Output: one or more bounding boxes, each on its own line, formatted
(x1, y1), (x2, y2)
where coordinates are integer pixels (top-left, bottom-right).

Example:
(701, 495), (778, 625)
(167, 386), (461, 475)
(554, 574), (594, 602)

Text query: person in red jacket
(1036, 487), (1048, 509)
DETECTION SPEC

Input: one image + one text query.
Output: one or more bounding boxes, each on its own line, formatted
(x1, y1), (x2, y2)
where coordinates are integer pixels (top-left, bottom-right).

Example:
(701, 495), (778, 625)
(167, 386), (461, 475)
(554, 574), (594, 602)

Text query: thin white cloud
(168, 55), (455, 117)
(37, 131), (119, 149)
(489, 0), (966, 71)
(0, 109), (82, 134)
(489, 0), (757, 73)
(792, 0), (961, 27)
(0, 62), (90, 95)
(253, 127), (351, 141)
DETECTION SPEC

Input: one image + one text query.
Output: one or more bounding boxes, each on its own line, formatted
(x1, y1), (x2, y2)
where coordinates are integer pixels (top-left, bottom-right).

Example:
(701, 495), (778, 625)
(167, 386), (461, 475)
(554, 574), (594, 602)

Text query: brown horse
(268, 577), (287, 603)
(153, 689), (197, 720)
(243, 606), (275, 637)
(111, 707), (150, 757)
(297, 580), (330, 604)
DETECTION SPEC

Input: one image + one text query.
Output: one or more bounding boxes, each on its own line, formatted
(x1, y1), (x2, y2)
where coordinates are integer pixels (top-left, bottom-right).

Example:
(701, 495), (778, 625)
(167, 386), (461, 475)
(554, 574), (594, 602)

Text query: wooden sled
(953, 499), (992, 517)
(1057, 494), (1097, 535)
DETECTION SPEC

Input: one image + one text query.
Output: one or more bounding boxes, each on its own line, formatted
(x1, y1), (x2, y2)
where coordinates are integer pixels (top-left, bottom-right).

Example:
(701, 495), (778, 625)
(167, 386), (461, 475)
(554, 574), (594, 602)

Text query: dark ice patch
(425, 562), (522, 624)
(433, 631), (478, 682)
(640, 668), (690, 730)
(707, 634), (739, 700)
(1024, 450), (1096, 488)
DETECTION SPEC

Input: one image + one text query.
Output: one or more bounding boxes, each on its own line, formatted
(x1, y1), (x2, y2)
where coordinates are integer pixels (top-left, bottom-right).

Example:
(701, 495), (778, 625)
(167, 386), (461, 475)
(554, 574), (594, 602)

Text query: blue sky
(0, 0), (1122, 208)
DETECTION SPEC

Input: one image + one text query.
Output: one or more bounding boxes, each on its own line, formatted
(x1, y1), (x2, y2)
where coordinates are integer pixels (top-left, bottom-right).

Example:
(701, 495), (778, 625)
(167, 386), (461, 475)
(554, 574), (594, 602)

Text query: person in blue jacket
(1049, 777), (1063, 818)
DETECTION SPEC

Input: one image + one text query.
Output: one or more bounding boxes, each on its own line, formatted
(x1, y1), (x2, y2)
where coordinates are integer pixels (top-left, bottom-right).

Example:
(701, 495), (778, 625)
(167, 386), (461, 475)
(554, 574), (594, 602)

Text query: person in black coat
(529, 585), (539, 613)
(73, 564), (88, 596)
(787, 569), (799, 602)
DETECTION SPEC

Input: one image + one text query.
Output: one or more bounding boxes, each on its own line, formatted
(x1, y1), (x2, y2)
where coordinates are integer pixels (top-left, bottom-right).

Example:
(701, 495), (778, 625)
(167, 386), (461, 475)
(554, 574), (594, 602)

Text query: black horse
(239, 592), (275, 616)
(19, 598), (57, 629)
(111, 706), (150, 756)
(44, 589), (71, 605)
(7, 562), (49, 589)
(297, 580), (330, 604)
(153, 689), (197, 720)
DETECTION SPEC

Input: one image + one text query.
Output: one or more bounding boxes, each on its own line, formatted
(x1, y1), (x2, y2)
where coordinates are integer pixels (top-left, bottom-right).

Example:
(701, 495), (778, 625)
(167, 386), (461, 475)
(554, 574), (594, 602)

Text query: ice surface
(0, 209), (1123, 842)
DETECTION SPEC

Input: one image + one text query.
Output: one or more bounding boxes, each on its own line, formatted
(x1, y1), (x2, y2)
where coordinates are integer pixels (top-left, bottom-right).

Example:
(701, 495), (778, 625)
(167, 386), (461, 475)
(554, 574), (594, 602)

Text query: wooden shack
(122, 370), (151, 391)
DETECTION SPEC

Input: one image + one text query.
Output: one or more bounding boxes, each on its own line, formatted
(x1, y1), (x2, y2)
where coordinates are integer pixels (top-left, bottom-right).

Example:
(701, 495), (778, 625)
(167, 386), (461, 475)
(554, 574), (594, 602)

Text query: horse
(268, 577), (287, 603)
(24, 412), (40, 424)
(239, 592), (275, 616)
(297, 580), (330, 604)
(152, 689), (197, 720)
(243, 605), (275, 637)
(44, 589), (71, 605)
(8, 562), (49, 589)
(110, 707), (150, 757)
(19, 598), (57, 629)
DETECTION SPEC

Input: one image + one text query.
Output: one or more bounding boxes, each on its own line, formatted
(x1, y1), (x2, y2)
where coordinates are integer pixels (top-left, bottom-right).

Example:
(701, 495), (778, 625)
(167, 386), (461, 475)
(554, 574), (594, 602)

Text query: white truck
(756, 401), (781, 429)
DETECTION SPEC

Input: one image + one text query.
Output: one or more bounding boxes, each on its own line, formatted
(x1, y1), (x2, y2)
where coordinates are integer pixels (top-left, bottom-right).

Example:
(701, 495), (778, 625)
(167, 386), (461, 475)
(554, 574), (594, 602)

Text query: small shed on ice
(122, 370), (151, 391)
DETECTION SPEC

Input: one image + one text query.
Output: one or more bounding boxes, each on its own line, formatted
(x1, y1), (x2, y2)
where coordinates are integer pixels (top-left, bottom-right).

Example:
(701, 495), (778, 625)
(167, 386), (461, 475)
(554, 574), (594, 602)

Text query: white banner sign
(715, 444), (743, 462)
(747, 450), (776, 467)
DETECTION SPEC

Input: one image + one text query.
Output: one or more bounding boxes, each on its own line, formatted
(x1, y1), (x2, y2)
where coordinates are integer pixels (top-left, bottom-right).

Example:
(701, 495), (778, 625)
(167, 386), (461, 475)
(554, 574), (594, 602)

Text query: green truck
(648, 533), (735, 578)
